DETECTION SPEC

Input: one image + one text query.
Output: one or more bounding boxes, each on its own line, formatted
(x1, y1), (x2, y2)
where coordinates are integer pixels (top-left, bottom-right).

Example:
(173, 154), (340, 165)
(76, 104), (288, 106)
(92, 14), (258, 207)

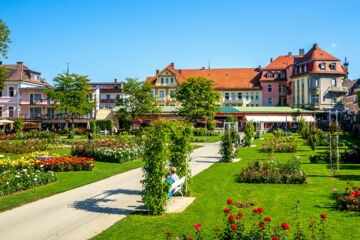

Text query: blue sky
(1, 0), (359, 83)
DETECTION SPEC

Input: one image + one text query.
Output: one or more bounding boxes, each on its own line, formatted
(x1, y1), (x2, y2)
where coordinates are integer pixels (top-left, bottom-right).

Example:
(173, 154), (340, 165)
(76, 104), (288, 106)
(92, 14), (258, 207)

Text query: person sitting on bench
(170, 167), (179, 182)
(165, 173), (174, 197)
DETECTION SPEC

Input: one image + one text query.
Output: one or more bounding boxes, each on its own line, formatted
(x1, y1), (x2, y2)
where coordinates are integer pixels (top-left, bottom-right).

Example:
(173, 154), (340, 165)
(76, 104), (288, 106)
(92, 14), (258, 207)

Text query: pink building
(0, 62), (99, 130)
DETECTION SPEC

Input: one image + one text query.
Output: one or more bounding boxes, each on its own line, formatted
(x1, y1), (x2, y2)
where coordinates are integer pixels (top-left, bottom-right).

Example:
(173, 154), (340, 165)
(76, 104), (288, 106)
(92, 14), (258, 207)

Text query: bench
(169, 177), (186, 197)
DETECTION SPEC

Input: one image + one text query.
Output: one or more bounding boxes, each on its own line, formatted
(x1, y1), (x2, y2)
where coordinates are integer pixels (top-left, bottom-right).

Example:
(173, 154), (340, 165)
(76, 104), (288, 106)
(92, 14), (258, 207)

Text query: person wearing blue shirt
(165, 173), (174, 197)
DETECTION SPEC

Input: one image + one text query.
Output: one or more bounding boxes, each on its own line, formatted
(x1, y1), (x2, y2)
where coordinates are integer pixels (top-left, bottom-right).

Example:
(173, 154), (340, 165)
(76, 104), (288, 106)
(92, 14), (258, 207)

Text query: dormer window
(170, 78), (174, 84)
(266, 72), (273, 78)
(319, 62), (326, 71)
(274, 73), (278, 79)
(280, 73), (285, 78)
(166, 78), (169, 85)
(330, 63), (336, 71)
(160, 78), (164, 85)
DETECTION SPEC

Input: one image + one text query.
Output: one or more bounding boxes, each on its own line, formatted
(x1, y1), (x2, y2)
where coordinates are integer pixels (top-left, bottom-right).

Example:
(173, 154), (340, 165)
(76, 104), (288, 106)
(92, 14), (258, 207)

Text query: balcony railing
(279, 91), (287, 96)
(30, 99), (43, 104)
(224, 99), (243, 104)
(328, 86), (348, 93)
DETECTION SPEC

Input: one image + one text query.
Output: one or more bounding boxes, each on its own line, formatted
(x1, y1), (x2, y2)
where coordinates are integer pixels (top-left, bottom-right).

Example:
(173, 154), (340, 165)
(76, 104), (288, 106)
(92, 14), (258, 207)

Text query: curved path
(0, 142), (221, 240)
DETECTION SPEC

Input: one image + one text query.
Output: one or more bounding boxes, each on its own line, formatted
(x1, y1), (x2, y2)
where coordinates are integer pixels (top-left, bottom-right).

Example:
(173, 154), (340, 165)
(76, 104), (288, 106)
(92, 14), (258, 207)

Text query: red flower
(258, 207), (264, 213)
(228, 215), (235, 221)
(344, 196), (348, 200)
(320, 214), (327, 219)
(235, 216), (239, 220)
(259, 222), (265, 228)
(272, 237), (279, 240)
(253, 208), (259, 213)
(281, 223), (289, 230)
(238, 212), (243, 218)
(346, 187), (350, 190)
(265, 217), (271, 222)
(223, 208), (231, 213)
(231, 225), (237, 230)
(189, 238), (193, 240)
(227, 199), (233, 205)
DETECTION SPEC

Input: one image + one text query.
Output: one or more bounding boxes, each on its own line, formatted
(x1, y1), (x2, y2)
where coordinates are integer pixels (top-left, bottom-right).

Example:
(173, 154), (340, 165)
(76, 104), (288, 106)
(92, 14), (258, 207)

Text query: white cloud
(331, 42), (338, 48)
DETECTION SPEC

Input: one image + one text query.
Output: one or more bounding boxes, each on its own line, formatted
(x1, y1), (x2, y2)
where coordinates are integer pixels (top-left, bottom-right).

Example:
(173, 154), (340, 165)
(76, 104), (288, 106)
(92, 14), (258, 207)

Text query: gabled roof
(146, 64), (262, 90)
(0, 62), (52, 87)
(264, 55), (302, 70)
(298, 43), (339, 63)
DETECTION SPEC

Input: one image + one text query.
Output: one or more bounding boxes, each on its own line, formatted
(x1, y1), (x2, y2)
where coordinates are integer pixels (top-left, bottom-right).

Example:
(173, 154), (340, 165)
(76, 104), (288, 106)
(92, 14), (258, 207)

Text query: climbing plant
(141, 120), (193, 215)
(230, 128), (239, 148)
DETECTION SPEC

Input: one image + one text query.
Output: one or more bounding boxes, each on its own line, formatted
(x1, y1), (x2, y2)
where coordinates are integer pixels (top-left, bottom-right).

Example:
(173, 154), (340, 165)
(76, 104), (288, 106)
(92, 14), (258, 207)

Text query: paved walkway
(0, 142), (221, 240)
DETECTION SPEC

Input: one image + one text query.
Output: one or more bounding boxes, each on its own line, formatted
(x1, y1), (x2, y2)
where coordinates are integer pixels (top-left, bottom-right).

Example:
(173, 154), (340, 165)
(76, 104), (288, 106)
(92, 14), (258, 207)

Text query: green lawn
(0, 155), (144, 212)
(93, 133), (360, 240)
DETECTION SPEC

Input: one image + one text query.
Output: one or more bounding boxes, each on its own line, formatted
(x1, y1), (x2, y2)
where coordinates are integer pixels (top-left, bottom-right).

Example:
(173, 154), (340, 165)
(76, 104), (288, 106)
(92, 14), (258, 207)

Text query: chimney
(17, 61), (24, 65)
(201, 67), (206, 70)
(270, 58), (273, 62)
(114, 78), (118, 83)
(299, 49), (305, 56)
(170, 62), (174, 67)
(178, 69), (182, 74)
(258, 65), (262, 71)
(156, 69), (159, 74)
(313, 43), (318, 50)
(288, 52), (292, 57)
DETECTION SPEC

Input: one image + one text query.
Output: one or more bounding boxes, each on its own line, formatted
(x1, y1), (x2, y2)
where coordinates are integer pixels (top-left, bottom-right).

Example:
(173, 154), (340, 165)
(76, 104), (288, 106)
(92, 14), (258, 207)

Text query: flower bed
(34, 156), (95, 172)
(0, 139), (50, 154)
(333, 186), (360, 211)
(177, 199), (327, 240)
(238, 157), (306, 184)
(71, 139), (143, 163)
(0, 168), (56, 197)
(261, 136), (297, 153)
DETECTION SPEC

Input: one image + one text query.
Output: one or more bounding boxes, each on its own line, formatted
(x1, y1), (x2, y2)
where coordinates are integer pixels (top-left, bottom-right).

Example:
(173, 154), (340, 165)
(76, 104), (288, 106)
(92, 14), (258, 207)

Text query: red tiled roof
(146, 64), (261, 90)
(0, 63), (52, 87)
(264, 55), (302, 69)
(298, 43), (339, 63)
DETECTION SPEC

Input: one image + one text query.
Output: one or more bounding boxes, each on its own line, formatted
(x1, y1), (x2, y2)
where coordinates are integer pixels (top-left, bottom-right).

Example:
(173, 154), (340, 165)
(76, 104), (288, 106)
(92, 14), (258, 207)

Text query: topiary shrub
(230, 128), (239, 148)
(220, 130), (233, 162)
(244, 121), (255, 147)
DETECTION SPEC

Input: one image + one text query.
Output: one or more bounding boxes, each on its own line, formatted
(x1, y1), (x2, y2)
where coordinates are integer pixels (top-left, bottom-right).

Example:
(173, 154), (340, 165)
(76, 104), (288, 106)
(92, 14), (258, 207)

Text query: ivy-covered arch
(141, 119), (193, 215)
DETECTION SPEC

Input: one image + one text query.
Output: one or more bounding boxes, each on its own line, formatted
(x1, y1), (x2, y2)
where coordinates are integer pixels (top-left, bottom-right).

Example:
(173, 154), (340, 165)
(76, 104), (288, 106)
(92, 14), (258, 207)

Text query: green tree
(45, 73), (95, 130)
(220, 130), (233, 162)
(0, 19), (12, 91)
(244, 121), (255, 146)
(291, 109), (301, 123)
(13, 118), (24, 133)
(176, 77), (220, 122)
(116, 78), (159, 126)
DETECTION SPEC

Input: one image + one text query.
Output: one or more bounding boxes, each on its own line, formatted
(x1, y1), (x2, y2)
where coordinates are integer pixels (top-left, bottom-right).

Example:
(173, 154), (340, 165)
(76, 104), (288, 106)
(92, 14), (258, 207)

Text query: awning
(245, 115), (315, 123)
(96, 108), (113, 120)
(0, 120), (13, 125)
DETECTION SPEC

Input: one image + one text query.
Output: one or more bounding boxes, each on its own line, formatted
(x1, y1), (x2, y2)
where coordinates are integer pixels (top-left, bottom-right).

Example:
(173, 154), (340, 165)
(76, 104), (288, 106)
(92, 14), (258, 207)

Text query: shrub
(226, 115), (236, 123)
(307, 134), (319, 151)
(230, 128), (239, 148)
(15, 130), (56, 140)
(0, 139), (51, 154)
(244, 121), (255, 147)
(238, 157), (306, 184)
(34, 156), (95, 172)
(273, 129), (291, 138)
(192, 128), (220, 136)
(13, 118), (24, 133)
(261, 136), (297, 153)
(96, 119), (114, 133)
(89, 119), (97, 133)
(333, 185), (360, 211)
(220, 130), (233, 163)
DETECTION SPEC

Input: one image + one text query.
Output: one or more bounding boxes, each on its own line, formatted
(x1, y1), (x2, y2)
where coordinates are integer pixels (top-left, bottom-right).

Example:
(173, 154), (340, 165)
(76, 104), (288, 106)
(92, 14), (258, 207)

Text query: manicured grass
(93, 133), (360, 240)
(0, 153), (144, 212)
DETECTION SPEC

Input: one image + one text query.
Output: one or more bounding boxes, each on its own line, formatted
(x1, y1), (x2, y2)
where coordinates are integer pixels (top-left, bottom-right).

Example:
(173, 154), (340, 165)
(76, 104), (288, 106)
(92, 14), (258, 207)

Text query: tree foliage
(0, 66), (7, 91)
(116, 78), (159, 124)
(291, 109), (301, 123)
(0, 19), (11, 59)
(176, 77), (220, 121)
(45, 73), (95, 127)
(244, 121), (255, 146)
(13, 118), (24, 133)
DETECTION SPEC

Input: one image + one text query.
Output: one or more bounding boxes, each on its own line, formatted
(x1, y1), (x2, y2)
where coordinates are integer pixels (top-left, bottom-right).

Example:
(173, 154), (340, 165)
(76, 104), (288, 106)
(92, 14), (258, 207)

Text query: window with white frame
(266, 72), (273, 78)
(332, 78), (336, 87)
(268, 84), (272, 92)
(319, 62), (326, 71)
(225, 92), (229, 100)
(304, 65), (307, 72)
(170, 78), (174, 84)
(246, 95), (249, 100)
(268, 98), (272, 106)
(47, 108), (55, 118)
(330, 63), (336, 71)
(231, 93), (235, 100)
(281, 73), (285, 78)
(332, 97), (336, 104)
(160, 78), (164, 85)
(8, 106), (14, 118)
(251, 95), (254, 100)
(106, 94), (110, 99)
(274, 73), (278, 78)
(237, 92), (242, 99)
(312, 78), (319, 87)
(8, 87), (14, 97)
(30, 107), (42, 118)
(169, 90), (176, 99)
(159, 90), (165, 99)
(299, 67), (302, 74)
(166, 78), (169, 85)
(256, 95), (258, 100)
(30, 93), (42, 103)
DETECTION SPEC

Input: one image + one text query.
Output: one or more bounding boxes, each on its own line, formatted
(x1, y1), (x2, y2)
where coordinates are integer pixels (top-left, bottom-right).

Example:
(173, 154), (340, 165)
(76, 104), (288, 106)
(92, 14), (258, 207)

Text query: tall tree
(0, 19), (12, 91)
(45, 73), (96, 129)
(116, 78), (159, 124)
(176, 77), (220, 122)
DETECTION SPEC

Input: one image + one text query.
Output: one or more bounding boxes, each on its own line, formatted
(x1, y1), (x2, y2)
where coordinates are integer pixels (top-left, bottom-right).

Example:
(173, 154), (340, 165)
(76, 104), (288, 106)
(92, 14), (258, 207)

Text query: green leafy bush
(95, 119), (114, 133)
(13, 118), (24, 133)
(244, 121), (255, 147)
(193, 128), (220, 136)
(261, 136), (297, 153)
(207, 120), (216, 131)
(220, 130), (234, 163)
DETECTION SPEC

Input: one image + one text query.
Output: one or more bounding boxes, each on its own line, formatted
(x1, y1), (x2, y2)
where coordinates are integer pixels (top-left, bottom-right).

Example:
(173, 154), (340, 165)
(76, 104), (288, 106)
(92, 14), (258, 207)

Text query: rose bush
(333, 186), (360, 211)
(261, 136), (297, 153)
(176, 199), (328, 240)
(238, 157), (307, 184)
(0, 139), (50, 154)
(34, 156), (95, 172)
